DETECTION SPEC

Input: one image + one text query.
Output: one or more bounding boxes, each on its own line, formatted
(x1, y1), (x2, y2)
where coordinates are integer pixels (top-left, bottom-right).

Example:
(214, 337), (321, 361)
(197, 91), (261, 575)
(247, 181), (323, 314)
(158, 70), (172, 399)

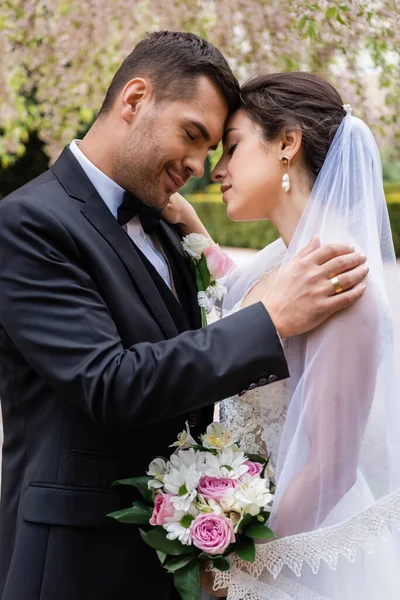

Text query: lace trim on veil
(213, 485), (400, 592)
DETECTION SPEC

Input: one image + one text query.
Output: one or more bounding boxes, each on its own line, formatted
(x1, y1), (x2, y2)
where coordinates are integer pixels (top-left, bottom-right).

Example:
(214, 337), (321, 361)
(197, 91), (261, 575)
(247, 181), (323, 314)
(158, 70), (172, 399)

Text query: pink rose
(243, 460), (263, 477)
(191, 513), (235, 555)
(149, 491), (175, 526)
(198, 476), (238, 501)
(204, 245), (235, 279)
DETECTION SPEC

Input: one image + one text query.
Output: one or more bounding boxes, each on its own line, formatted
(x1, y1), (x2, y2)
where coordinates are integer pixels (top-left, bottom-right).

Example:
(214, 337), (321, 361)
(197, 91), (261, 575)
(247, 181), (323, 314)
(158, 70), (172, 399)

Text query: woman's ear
(279, 130), (302, 163)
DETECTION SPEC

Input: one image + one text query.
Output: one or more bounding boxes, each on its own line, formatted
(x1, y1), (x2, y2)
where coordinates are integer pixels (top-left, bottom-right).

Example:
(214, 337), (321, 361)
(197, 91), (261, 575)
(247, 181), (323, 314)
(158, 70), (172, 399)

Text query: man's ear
(279, 129), (302, 163)
(120, 78), (153, 124)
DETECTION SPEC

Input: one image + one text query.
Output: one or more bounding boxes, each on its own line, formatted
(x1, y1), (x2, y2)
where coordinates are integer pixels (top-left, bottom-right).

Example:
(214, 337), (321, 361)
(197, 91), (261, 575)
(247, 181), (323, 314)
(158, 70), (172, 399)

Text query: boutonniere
(182, 234), (235, 326)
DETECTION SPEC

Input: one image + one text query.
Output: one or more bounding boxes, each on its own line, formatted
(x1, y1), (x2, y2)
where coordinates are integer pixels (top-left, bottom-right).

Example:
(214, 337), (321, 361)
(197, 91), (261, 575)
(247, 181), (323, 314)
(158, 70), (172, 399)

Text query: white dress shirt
(69, 140), (171, 289)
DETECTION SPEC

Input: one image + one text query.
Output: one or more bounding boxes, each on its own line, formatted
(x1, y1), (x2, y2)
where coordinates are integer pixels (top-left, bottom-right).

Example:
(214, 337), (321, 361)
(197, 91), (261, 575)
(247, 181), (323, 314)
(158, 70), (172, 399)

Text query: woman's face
(211, 109), (283, 221)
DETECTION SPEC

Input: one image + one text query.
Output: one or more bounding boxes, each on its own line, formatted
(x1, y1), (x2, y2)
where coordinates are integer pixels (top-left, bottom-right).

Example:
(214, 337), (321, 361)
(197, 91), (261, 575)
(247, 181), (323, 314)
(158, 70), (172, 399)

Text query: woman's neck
(269, 185), (311, 248)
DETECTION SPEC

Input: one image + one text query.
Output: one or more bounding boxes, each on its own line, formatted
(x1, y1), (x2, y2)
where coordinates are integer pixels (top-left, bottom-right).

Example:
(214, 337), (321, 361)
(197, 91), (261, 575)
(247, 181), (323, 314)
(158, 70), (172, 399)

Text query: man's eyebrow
(188, 120), (219, 151)
(222, 127), (238, 146)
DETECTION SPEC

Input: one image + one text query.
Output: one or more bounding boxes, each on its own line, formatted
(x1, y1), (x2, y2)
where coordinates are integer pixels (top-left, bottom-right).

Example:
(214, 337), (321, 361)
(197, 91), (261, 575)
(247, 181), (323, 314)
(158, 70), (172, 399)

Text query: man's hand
(262, 237), (369, 338)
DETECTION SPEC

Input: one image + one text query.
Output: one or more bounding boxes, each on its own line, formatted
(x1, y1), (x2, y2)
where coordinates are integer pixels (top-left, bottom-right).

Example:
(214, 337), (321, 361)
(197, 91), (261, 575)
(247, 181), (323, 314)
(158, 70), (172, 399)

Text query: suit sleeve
(0, 198), (289, 429)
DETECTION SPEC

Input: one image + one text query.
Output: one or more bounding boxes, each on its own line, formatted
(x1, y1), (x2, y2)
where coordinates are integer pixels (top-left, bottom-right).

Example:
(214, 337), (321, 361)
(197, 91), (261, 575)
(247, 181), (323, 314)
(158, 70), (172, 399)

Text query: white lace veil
(216, 115), (400, 599)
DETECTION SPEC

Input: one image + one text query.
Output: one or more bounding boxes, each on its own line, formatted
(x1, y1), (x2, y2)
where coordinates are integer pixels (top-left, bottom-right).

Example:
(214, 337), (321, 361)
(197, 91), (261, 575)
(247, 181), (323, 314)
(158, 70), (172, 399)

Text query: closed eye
(186, 131), (196, 141)
(228, 143), (238, 157)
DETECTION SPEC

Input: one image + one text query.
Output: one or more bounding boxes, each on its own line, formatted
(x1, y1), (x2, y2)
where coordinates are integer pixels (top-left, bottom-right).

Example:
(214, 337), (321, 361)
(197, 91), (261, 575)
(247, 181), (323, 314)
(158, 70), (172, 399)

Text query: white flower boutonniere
(182, 234), (235, 326)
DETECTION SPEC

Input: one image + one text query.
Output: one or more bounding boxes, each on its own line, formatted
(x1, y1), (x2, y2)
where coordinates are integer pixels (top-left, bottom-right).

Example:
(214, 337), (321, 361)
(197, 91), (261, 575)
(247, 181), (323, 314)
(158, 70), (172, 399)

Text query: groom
(0, 31), (368, 600)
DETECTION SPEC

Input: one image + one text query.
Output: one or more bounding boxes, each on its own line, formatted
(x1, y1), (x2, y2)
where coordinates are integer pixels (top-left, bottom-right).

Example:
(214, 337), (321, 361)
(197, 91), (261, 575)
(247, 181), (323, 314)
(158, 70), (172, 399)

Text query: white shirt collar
(69, 139), (124, 219)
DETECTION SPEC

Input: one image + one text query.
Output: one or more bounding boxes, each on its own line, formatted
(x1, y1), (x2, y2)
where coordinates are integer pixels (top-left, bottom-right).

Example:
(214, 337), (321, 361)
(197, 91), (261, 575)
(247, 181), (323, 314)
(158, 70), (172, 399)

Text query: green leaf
(297, 15), (307, 30)
(325, 6), (337, 18)
(243, 524), (275, 540)
(340, 4), (350, 11)
(139, 527), (193, 556)
(336, 13), (347, 25)
(196, 254), (211, 290)
(164, 555), (195, 573)
(157, 550), (167, 565)
(112, 476), (153, 503)
(237, 513), (252, 534)
(212, 556), (231, 571)
(235, 536), (255, 562)
(174, 560), (200, 600)
(107, 501), (152, 524)
(245, 453), (267, 465)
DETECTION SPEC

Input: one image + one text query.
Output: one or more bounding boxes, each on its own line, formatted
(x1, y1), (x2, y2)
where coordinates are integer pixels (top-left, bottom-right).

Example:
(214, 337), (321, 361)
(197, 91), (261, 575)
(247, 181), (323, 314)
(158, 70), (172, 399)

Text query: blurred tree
(0, 0), (399, 168)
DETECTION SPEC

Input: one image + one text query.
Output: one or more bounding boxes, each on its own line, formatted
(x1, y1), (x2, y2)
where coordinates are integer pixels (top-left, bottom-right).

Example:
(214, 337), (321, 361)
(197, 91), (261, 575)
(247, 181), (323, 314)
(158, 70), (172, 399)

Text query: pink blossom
(204, 245), (235, 279)
(191, 513), (235, 555)
(198, 476), (238, 501)
(149, 491), (175, 526)
(243, 460), (263, 477)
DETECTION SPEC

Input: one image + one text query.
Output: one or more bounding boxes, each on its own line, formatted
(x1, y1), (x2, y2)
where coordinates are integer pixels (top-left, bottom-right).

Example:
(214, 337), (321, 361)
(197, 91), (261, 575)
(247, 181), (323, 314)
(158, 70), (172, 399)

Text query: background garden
(1, 0), (399, 251)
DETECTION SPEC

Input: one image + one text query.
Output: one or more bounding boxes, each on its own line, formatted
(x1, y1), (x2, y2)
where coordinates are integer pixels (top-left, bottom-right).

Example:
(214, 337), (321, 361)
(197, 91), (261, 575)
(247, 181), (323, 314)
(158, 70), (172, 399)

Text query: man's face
(114, 76), (228, 208)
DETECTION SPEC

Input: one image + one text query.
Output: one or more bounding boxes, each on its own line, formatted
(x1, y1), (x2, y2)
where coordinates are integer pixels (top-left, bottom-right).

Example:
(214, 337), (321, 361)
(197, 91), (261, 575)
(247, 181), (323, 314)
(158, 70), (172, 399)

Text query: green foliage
(234, 535), (256, 562)
(111, 476), (153, 503)
(107, 501), (152, 525)
(174, 560), (200, 600)
(243, 523), (275, 540)
(212, 556), (231, 571)
(382, 151), (400, 183)
(139, 527), (193, 556)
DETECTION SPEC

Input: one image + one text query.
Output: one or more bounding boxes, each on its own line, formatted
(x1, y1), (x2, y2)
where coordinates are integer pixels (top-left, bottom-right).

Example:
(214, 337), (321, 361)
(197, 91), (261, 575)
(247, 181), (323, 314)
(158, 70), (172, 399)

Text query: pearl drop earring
(281, 155), (291, 193)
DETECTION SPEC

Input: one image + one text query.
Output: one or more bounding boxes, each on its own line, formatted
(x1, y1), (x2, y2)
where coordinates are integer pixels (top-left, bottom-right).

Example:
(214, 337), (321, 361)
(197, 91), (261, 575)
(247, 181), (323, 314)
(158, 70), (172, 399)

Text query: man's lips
(167, 170), (185, 191)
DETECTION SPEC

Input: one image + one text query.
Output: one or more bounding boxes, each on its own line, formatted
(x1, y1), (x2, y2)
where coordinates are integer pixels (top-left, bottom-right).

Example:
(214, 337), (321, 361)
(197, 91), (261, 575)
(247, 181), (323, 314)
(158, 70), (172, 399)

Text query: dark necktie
(117, 191), (162, 233)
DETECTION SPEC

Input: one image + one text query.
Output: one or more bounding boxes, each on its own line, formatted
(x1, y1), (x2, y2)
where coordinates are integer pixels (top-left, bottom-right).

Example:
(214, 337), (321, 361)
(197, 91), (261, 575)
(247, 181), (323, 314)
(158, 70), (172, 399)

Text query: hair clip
(343, 104), (352, 115)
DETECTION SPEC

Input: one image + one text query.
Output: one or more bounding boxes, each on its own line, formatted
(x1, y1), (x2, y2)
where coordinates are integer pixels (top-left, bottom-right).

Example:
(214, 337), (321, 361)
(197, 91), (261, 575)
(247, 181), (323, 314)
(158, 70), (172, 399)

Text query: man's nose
(183, 155), (205, 179)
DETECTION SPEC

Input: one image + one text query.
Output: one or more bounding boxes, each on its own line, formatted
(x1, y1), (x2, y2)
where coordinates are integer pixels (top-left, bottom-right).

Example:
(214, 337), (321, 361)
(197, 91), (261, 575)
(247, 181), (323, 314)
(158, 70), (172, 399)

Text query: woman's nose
(211, 159), (227, 183)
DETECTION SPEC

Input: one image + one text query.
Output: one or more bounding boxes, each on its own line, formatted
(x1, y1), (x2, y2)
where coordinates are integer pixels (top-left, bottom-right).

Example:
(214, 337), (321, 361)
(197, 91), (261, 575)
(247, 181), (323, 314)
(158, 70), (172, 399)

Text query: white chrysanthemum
(182, 233), (210, 260)
(201, 423), (239, 450)
(164, 504), (198, 545)
(169, 421), (197, 449)
(164, 464), (201, 512)
(204, 447), (249, 479)
(169, 448), (206, 473)
(235, 474), (273, 516)
(147, 457), (168, 490)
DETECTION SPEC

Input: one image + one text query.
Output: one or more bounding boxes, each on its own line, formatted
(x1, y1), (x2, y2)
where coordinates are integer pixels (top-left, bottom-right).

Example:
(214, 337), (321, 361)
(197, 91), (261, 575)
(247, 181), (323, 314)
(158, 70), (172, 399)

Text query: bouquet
(108, 422), (275, 600)
(181, 233), (235, 326)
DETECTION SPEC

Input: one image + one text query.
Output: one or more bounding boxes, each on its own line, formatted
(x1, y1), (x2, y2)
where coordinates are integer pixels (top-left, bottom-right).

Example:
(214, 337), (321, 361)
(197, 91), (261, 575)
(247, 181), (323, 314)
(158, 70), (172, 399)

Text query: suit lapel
(52, 147), (179, 339)
(158, 221), (202, 330)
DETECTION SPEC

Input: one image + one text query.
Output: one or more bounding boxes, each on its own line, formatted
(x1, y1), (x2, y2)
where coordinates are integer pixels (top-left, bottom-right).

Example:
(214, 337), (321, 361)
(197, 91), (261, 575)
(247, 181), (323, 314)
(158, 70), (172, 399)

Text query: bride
(165, 71), (400, 599)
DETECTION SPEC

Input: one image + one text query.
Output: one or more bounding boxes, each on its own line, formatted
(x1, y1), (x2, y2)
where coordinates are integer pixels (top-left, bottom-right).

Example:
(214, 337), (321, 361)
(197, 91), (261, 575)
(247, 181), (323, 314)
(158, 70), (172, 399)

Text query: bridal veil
(216, 114), (400, 599)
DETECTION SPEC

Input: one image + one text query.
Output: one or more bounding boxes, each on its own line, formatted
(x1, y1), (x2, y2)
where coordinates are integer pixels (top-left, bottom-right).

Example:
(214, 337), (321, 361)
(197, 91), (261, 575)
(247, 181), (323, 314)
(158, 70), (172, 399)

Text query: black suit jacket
(0, 148), (289, 600)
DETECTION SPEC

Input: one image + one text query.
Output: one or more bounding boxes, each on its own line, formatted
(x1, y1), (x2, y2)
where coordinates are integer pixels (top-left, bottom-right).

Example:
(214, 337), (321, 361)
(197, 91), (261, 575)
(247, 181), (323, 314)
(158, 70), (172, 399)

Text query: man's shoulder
(0, 168), (72, 220)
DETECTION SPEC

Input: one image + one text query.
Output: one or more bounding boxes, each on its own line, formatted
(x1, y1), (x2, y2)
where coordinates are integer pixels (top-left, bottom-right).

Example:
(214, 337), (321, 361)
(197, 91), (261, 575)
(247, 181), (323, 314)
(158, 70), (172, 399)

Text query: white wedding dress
(208, 115), (400, 599)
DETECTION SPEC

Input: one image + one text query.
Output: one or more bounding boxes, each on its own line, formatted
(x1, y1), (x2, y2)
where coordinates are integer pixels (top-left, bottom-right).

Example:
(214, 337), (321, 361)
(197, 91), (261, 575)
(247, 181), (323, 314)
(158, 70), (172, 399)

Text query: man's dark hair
(98, 31), (240, 115)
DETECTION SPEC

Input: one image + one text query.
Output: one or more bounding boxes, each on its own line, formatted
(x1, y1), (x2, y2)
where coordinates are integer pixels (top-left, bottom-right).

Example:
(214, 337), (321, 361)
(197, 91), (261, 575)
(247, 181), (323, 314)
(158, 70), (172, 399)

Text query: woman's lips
(221, 184), (232, 203)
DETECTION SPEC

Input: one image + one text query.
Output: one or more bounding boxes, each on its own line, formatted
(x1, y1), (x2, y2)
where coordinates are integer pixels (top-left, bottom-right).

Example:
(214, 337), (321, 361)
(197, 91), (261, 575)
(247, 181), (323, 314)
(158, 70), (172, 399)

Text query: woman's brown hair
(240, 72), (347, 180)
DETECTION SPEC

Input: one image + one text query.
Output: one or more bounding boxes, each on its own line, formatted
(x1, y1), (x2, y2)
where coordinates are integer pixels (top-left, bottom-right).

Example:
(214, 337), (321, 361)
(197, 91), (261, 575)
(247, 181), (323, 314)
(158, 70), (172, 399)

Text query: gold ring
(330, 276), (344, 294)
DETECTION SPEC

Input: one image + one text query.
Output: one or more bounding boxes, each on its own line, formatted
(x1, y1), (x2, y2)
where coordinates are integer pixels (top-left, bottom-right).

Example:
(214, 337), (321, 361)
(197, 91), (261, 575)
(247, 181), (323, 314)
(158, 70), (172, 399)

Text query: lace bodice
(219, 298), (287, 472)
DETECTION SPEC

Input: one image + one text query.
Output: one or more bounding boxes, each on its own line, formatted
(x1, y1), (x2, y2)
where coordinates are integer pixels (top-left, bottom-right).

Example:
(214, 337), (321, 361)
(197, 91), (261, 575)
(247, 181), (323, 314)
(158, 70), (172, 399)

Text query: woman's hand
(163, 193), (214, 241)
(162, 192), (196, 226)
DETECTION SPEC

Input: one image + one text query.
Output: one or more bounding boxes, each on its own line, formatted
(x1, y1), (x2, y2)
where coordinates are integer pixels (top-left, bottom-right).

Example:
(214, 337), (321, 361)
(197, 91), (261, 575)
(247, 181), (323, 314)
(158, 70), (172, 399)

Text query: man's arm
(0, 198), (287, 429)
